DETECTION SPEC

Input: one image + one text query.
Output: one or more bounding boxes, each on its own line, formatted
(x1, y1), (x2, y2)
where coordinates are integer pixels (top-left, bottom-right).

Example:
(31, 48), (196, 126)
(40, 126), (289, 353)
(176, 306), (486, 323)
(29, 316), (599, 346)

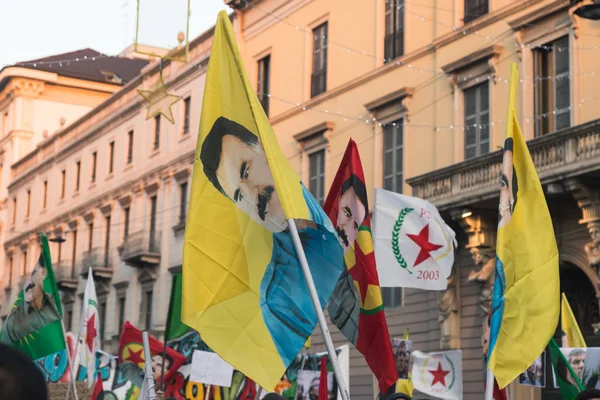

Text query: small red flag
(118, 321), (187, 384)
(323, 139), (398, 393)
(319, 356), (329, 400)
(91, 371), (103, 400)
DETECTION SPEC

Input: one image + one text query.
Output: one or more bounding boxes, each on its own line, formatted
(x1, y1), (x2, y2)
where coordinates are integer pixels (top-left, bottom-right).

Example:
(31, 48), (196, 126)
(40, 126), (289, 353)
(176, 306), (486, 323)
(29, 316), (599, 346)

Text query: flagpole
(62, 319), (80, 400)
(484, 369), (494, 400)
(160, 339), (168, 391)
(205, 384), (212, 400)
(66, 323), (84, 400)
(142, 331), (158, 400)
(287, 219), (350, 400)
(254, 386), (264, 400)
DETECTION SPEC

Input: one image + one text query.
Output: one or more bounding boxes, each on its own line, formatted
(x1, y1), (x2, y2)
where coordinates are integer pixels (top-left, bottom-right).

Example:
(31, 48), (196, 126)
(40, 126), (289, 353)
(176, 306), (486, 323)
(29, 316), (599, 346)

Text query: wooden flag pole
(287, 219), (350, 400)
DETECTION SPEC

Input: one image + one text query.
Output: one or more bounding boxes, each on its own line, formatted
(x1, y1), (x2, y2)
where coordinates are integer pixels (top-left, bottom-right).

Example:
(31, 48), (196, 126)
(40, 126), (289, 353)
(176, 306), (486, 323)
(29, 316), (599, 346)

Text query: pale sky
(0, 0), (231, 67)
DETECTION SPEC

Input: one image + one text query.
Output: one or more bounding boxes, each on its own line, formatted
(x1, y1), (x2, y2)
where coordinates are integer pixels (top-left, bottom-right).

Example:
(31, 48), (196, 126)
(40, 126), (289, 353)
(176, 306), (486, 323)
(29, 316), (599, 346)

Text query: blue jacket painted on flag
(260, 185), (343, 365)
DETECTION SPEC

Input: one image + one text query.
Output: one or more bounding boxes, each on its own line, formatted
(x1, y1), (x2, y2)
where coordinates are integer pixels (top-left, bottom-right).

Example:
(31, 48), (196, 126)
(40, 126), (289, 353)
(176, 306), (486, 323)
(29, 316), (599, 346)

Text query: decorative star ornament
(138, 74), (181, 124)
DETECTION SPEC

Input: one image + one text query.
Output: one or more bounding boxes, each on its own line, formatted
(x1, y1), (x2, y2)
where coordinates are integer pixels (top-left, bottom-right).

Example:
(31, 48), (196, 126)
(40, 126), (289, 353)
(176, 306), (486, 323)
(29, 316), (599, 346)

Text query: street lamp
(571, 0), (600, 20)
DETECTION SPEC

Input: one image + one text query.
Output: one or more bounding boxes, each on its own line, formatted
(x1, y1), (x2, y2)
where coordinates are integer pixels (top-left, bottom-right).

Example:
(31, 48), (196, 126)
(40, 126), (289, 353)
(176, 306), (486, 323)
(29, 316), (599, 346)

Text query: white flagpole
(484, 369), (494, 400)
(205, 384), (212, 400)
(62, 319), (79, 400)
(142, 331), (157, 400)
(287, 219), (350, 400)
(254, 386), (264, 400)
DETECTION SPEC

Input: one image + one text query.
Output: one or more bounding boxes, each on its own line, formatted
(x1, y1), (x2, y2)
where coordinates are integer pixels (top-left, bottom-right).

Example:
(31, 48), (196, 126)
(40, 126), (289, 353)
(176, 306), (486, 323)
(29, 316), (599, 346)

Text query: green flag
(165, 272), (190, 341)
(0, 233), (66, 359)
(548, 337), (584, 399)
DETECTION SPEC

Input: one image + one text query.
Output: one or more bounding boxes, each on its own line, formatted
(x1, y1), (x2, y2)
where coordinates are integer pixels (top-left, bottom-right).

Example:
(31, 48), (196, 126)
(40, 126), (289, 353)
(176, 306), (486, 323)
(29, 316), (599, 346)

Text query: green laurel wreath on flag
(392, 207), (414, 274)
(444, 354), (456, 390)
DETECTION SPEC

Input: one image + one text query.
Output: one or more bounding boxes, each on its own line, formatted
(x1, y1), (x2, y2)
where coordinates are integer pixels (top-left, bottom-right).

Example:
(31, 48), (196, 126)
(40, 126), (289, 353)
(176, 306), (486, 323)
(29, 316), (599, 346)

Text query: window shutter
(464, 86), (478, 159)
(554, 36), (570, 130)
(395, 0), (404, 58)
(479, 82), (490, 155)
(384, 1), (394, 61)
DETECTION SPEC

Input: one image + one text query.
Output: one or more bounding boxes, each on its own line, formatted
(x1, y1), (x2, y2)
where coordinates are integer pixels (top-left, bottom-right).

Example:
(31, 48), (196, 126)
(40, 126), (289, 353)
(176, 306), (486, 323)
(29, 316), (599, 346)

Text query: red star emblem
(124, 347), (144, 366)
(429, 361), (450, 387)
(406, 224), (443, 267)
(85, 313), (97, 352)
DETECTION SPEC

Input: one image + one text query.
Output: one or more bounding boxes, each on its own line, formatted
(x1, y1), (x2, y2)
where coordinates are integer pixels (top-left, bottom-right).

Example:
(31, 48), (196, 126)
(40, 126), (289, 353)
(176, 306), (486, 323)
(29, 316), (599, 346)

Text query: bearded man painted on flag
(323, 139), (398, 393)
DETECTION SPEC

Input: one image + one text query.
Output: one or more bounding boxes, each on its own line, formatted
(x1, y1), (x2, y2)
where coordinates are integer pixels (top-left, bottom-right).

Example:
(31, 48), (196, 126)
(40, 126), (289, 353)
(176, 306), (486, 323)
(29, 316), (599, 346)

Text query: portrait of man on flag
(1, 253), (61, 345)
(198, 115), (342, 368)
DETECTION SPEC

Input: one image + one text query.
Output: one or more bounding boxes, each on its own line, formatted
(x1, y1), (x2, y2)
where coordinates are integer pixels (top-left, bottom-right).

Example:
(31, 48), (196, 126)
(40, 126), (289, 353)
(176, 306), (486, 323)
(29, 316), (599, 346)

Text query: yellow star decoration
(138, 74), (182, 124)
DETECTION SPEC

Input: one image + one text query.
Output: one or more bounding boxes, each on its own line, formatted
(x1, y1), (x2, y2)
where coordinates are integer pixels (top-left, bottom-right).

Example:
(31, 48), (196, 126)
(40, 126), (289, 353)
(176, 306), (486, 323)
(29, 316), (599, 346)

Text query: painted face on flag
(498, 137), (518, 229)
(201, 117), (286, 232)
(568, 349), (586, 382)
(23, 255), (47, 308)
(336, 175), (368, 251)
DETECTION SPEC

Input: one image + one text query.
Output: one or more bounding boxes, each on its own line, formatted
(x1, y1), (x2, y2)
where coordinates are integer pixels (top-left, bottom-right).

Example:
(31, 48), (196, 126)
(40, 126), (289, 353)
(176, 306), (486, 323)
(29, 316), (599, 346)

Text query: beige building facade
(0, 31), (218, 353)
(230, 0), (600, 399)
(2, 0), (600, 399)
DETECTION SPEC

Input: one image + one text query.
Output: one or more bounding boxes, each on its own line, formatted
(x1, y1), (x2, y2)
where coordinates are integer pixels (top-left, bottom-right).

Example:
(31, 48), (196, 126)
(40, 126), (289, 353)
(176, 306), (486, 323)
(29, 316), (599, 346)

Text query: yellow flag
(182, 11), (343, 390)
(487, 63), (560, 388)
(562, 293), (586, 348)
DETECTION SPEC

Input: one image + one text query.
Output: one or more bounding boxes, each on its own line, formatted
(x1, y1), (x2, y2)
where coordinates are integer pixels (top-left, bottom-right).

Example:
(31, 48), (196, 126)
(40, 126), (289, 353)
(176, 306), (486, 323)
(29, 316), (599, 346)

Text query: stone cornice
(364, 87), (414, 112)
(441, 45), (503, 75)
(508, 0), (571, 30)
(293, 121), (335, 142)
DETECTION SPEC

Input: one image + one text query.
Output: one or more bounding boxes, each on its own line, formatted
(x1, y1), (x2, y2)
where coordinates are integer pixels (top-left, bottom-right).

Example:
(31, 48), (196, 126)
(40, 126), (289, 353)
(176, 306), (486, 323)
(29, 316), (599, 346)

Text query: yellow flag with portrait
(182, 11), (343, 390)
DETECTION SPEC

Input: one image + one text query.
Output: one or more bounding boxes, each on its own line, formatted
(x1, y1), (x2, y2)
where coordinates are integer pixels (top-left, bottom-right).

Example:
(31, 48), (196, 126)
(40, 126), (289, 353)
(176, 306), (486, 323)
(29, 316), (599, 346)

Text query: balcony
(53, 260), (78, 292)
(120, 230), (161, 268)
(80, 248), (114, 280)
(407, 119), (600, 210)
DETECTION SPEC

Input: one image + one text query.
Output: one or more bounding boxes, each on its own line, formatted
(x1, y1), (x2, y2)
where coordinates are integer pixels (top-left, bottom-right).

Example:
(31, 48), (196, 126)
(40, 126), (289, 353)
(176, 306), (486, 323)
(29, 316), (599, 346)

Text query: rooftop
(13, 48), (149, 85)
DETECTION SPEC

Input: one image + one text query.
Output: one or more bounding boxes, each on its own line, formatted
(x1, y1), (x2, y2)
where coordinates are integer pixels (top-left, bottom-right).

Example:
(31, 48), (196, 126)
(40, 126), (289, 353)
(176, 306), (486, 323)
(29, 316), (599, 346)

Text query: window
(7, 256), (13, 285)
(11, 197), (16, 224)
(183, 97), (191, 134)
(88, 222), (94, 251)
(179, 182), (188, 223)
(26, 190), (31, 218)
(99, 301), (107, 342)
(57, 239), (62, 262)
(464, 0), (488, 23)
(127, 130), (134, 164)
(383, 120), (404, 193)
(145, 290), (153, 330)
(22, 250), (27, 275)
(91, 152), (97, 183)
(109, 141), (115, 174)
(150, 196), (157, 250)
(118, 296), (126, 330)
(67, 310), (73, 331)
(154, 115), (161, 150)
(382, 287), (402, 308)
(534, 36), (570, 136)
(104, 215), (111, 266)
(42, 181), (48, 208)
(71, 230), (77, 278)
(75, 161), (81, 191)
(309, 150), (326, 205)
(464, 82), (490, 159)
(257, 55), (271, 116)
(311, 23), (328, 98)
(61, 170), (66, 199)
(385, 0), (404, 62)
(123, 206), (130, 239)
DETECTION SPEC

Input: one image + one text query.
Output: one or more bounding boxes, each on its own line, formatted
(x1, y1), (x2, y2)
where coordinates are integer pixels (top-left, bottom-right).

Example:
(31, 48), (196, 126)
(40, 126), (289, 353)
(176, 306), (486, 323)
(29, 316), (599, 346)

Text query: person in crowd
(0, 343), (48, 399)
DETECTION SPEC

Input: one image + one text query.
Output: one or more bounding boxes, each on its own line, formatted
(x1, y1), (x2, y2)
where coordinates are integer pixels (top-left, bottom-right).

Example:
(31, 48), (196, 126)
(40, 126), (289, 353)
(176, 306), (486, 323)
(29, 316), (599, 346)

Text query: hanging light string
(1, 53), (113, 70)
(261, 91), (600, 132)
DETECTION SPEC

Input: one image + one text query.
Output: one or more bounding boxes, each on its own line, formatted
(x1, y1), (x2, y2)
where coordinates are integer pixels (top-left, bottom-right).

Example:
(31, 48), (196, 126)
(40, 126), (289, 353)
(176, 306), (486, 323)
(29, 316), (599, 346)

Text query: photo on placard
(519, 352), (545, 387)
(392, 338), (413, 380)
(553, 348), (586, 388)
(295, 370), (336, 400)
(582, 347), (600, 389)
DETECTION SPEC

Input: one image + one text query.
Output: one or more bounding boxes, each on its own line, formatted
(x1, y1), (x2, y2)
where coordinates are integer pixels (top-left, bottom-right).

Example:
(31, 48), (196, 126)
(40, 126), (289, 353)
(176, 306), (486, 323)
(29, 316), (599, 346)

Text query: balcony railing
(53, 260), (78, 292)
(80, 248), (113, 280)
(407, 119), (600, 210)
(120, 230), (161, 268)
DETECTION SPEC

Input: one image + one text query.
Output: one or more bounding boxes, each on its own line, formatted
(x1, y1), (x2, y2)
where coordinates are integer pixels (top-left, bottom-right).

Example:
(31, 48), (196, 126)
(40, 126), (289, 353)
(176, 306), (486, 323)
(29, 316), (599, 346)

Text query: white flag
(373, 188), (456, 290)
(80, 268), (100, 388)
(411, 350), (462, 400)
